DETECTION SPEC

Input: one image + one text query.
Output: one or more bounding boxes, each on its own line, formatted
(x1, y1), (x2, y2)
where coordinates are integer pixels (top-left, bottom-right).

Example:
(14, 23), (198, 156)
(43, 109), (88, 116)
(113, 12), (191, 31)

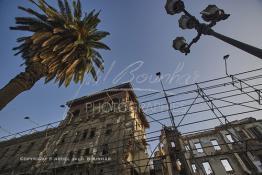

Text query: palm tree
(0, 0), (110, 110)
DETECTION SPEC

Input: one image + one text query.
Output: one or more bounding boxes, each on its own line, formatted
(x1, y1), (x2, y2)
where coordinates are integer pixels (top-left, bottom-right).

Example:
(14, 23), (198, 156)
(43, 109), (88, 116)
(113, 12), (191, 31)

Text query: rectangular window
(258, 154), (262, 164)
(194, 142), (204, 153)
(67, 151), (74, 163)
(171, 142), (176, 148)
(249, 127), (261, 139)
(85, 103), (93, 113)
(238, 130), (248, 139)
(112, 97), (120, 104)
(185, 145), (190, 151)
(82, 129), (88, 140)
(89, 128), (96, 139)
(226, 134), (234, 143)
(61, 134), (67, 143)
(202, 162), (213, 175)
(192, 164), (197, 173)
(75, 150), (82, 162)
(103, 102), (113, 113)
(73, 131), (80, 143)
(102, 144), (109, 155)
(84, 148), (90, 156)
(221, 159), (233, 172)
(211, 140), (221, 150)
(239, 153), (257, 170)
(105, 124), (113, 135)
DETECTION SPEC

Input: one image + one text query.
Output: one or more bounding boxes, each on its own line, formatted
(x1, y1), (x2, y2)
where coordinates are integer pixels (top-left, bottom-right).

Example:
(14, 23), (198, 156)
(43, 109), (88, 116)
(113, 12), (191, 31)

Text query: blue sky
(0, 0), (262, 145)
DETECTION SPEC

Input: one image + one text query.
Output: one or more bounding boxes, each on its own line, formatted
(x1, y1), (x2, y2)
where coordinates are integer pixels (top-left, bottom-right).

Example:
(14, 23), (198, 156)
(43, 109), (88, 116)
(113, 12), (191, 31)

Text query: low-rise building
(153, 117), (262, 175)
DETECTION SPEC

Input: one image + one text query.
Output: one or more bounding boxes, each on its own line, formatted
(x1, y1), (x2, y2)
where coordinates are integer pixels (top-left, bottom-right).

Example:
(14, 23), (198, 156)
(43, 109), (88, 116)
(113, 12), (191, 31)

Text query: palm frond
(16, 36), (31, 43)
(92, 50), (104, 62)
(42, 35), (62, 47)
(53, 38), (72, 52)
(73, 0), (82, 20)
(90, 65), (98, 81)
(32, 32), (52, 44)
(90, 31), (110, 41)
(10, 25), (34, 31)
(41, 0), (58, 13)
(57, 0), (66, 16)
(64, 72), (74, 87)
(15, 17), (51, 29)
(12, 0), (110, 87)
(44, 73), (56, 83)
(92, 55), (104, 71)
(18, 6), (47, 21)
(88, 41), (111, 50)
(83, 10), (101, 29)
(64, 0), (73, 22)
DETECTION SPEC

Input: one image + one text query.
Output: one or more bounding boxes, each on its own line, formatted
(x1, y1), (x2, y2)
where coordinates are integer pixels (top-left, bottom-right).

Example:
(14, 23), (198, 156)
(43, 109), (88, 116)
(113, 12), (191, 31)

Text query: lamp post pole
(166, 0), (262, 59)
(206, 29), (262, 58)
(156, 72), (191, 175)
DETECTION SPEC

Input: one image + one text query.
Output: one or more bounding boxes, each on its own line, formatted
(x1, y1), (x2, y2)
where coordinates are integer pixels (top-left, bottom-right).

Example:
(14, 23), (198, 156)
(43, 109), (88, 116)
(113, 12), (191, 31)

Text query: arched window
(73, 131), (81, 143)
(102, 144), (109, 155)
(105, 124), (113, 135)
(67, 151), (74, 163)
(84, 148), (90, 156)
(89, 128), (96, 139)
(82, 129), (88, 140)
(75, 150), (82, 162)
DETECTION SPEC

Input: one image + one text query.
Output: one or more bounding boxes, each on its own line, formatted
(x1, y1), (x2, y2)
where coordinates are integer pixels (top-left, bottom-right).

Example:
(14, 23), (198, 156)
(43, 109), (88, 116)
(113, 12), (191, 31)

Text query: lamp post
(223, 54), (230, 76)
(165, 0), (262, 59)
(156, 72), (191, 175)
(156, 72), (176, 129)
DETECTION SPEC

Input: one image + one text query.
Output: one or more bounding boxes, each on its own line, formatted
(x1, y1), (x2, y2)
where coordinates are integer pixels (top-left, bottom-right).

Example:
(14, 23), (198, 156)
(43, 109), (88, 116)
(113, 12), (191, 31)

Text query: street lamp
(223, 54), (230, 76)
(164, 1), (262, 59)
(173, 37), (190, 54)
(60, 105), (65, 108)
(165, 0), (184, 15)
(178, 15), (197, 29)
(200, 5), (230, 22)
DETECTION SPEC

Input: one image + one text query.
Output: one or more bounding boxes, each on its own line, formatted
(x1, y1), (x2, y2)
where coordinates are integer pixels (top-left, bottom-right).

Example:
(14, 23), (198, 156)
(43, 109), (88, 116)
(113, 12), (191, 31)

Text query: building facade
(153, 117), (262, 175)
(0, 83), (150, 175)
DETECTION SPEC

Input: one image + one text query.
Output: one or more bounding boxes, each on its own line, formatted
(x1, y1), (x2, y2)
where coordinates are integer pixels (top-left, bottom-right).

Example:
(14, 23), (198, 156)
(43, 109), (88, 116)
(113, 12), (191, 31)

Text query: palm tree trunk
(0, 62), (47, 110)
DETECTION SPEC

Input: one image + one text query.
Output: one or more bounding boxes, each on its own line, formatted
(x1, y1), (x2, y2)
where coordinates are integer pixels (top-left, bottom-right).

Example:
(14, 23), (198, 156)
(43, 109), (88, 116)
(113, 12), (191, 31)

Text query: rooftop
(66, 82), (149, 128)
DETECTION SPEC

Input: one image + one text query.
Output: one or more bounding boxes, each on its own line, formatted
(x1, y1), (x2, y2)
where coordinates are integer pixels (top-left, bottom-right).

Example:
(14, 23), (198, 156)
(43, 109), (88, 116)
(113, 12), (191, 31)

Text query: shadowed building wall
(0, 83), (150, 175)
